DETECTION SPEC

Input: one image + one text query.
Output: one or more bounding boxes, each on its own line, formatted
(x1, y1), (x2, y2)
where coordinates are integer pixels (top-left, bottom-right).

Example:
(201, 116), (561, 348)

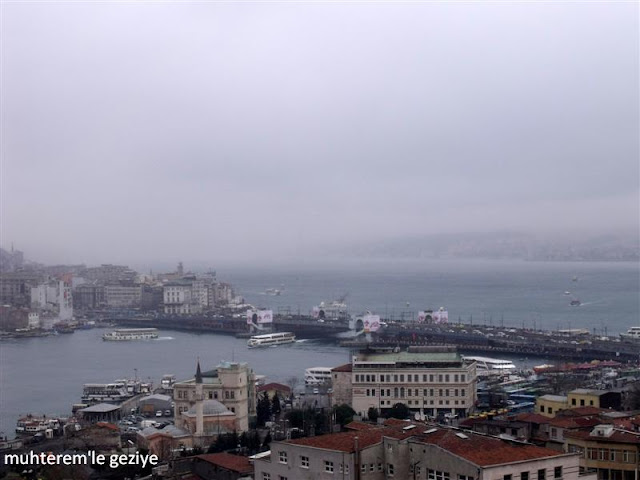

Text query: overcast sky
(1, 1), (638, 266)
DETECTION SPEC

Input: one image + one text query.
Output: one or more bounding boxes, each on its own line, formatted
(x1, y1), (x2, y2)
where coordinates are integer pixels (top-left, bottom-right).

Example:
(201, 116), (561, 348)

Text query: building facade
(337, 347), (477, 418)
(173, 362), (256, 433)
(254, 423), (585, 480)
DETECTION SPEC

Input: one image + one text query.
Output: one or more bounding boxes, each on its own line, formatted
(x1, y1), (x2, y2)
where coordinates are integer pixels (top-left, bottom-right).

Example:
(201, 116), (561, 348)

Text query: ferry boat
(247, 332), (296, 348)
(102, 328), (159, 341)
(312, 299), (350, 322)
(304, 367), (332, 385)
(81, 378), (151, 403)
(620, 326), (640, 341)
(462, 356), (517, 377)
(16, 415), (61, 435)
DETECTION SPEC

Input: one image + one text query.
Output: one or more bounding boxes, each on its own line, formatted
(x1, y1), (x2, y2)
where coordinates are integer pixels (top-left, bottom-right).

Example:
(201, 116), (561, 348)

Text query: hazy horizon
(2, 1), (638, 266)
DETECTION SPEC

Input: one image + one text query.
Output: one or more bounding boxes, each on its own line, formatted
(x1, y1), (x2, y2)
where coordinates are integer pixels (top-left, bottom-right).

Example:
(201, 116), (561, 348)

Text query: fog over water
(1, 2), (638, 265)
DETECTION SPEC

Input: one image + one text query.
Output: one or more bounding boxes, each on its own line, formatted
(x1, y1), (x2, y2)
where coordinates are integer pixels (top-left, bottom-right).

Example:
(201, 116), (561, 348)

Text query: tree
(286, 376), (299, 398)
(262, 432), (272, 450)
(285, 409), (304, 429)
(367, 407), (379, 422)
(623, 380), (640, 410)
(256, 393), (271, 427)
(272, 391), (282, 416)
(387, 402), (410, 420)
(333, 404), (356, 427)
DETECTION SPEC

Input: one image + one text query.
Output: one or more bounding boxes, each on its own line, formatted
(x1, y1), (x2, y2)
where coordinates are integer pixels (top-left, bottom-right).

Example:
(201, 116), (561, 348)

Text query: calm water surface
(1, 260), (638, 438)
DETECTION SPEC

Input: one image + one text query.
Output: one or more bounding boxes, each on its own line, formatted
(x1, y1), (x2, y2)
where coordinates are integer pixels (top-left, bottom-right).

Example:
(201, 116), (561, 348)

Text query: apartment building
(254, 422), (585, 480)
(337, 347), (476, 418)
(565, 424), (640, 480)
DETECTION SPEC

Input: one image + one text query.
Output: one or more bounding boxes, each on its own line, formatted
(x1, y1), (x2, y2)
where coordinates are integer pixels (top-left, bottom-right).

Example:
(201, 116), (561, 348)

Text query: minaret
(195, 360), (204, 438)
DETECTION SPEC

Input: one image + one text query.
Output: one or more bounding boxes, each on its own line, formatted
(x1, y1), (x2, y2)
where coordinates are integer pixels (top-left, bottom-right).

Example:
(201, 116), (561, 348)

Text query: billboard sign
(363, 314), (381, 333)
(432, 310), (448, 324)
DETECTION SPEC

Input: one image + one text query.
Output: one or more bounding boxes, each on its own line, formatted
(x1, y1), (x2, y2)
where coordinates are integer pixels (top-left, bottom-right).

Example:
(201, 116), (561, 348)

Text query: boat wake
(155, 336), (174, 341)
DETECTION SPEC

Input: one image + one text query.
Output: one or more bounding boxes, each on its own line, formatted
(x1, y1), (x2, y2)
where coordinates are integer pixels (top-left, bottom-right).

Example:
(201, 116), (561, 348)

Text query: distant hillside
(336, 232), (639, 262)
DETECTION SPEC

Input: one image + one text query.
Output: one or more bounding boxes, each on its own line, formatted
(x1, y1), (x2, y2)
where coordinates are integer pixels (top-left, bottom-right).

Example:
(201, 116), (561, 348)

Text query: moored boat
(304, 367), (332, 385)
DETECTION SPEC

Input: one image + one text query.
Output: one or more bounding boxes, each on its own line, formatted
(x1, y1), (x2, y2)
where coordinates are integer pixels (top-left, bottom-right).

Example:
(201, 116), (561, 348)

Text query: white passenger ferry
(304, 367), (332, 385)
(462, 356), (516, 377)
(102, 328), (159, 341)
(247, 332), (296, 348)
(620, 326), (640, 341)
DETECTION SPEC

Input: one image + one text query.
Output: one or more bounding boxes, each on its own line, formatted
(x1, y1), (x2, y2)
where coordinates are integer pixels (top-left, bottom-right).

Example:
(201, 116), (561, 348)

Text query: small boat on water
(570, 299), (581, 307)
(102, 328), (159, 341)
(247, 332), (296, 348)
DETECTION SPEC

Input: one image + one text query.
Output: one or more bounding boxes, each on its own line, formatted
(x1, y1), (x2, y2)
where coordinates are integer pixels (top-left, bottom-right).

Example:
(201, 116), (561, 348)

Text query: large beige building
(254, 422), (585, 480)
(173, 362), (256, 432)
(337, 347), (476, 418)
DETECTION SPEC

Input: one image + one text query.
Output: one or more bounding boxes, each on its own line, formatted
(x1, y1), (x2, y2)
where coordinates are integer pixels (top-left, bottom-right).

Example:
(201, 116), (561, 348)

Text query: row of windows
(585, 447), (636, 463)
(365, 388), (467, 398)
(355, 373), (467, 383)
(273, 457), (560, 480)
(176, 389), (236, 400)
(378, 399), (465, 407)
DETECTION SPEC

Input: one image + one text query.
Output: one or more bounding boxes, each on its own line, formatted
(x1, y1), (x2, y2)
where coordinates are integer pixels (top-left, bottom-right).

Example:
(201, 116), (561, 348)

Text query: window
(445, 374), (450, 382)
(538, 469), (546, 480)
(325, 461), (334, 473)
(521, 473), (529, 480)
(388, 464), (395, 476)
(554, 467), (562, 479)
(459, 476), (472, 480)
(504, 475), (512, 480)
(540, 406), (545, 413)
(361, 464), (366, 474)
(580, 399), (585, 406)
(262, 474), (271, 480)
(300, 456), (309, 468)
(279, 451), (287, 464)
(378, 463), (383, 472)
(370, 463), (375, 472)
(279, 477), (288, 480)
(429, 470), (451, 480)
(571, 398), (576, 405)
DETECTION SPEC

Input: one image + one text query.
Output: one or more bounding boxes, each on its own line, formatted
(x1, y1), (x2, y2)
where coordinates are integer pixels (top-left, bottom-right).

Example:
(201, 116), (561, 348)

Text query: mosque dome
(187, 399), (232, 416)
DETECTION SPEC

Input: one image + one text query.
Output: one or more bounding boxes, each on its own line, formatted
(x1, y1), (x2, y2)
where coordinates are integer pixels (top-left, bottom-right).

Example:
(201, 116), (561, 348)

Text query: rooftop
(354, 351), (462, 365)
(196, 453), (253, 474)
(283, 427), (411, 453)
(79, 403), (121, 413)
(414, 429), (572, 467)
(331, 363), (353, 373)
(538, 395), (567, 403)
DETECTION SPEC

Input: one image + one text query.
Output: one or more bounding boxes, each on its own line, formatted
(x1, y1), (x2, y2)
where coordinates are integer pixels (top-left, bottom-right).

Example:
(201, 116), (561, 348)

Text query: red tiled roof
(196, 453), (253, 474)
(285, 427), (410, 453)
(331, 364), (353, 372)
(564, 429), (640, 444)
(557, 407), (604, 417)
(345, 421), (378, 431)
(514, 413), (551, 424)
(415, 429), (568, 467)
(95, 422), (119, 431)
(257, 383), (291, 393)
(383, 418), (412, 426)
(548, 417), (600, 429)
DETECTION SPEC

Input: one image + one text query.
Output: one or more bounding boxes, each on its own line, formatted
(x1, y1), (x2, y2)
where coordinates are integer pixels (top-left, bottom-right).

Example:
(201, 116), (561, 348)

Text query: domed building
(174, 360), (256, 434)
(181, 399), (237, 436)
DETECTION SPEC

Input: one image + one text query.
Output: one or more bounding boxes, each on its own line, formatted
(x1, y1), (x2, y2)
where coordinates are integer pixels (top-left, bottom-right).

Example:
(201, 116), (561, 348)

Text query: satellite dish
(414, 412), (421, 421)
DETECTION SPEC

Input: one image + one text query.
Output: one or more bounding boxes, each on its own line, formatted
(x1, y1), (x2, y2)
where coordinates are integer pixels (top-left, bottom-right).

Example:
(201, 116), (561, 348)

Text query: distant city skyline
(2, 1), (638, 266)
